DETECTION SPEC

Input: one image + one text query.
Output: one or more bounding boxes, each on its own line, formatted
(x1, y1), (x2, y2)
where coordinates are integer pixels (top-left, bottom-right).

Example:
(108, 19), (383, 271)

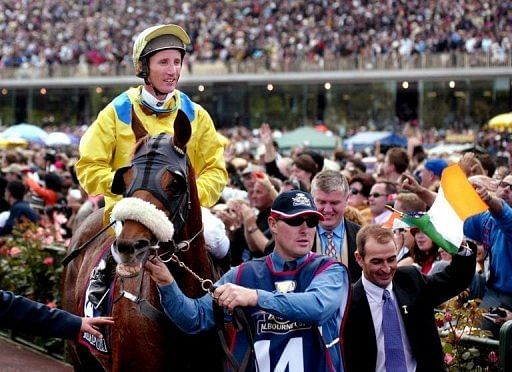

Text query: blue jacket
(0, 290), (82, 339)
(0, 200), (40, 236)
(158, 251), (350, 371)
(464, 201), (512, 294)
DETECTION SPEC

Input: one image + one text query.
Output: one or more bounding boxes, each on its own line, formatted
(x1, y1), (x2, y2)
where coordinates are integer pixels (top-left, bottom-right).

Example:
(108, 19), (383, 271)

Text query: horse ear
(131, 107), (148, 141)
(173, 109), (191, 152)
(111, 166), (132, 195)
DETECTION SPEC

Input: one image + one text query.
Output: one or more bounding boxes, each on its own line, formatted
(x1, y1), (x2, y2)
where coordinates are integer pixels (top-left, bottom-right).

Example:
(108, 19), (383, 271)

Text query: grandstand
(0, 0), (511, 129)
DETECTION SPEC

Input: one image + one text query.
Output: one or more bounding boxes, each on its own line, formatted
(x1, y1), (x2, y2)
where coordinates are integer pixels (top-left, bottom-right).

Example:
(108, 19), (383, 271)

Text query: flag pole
(385, 205), (404, 217)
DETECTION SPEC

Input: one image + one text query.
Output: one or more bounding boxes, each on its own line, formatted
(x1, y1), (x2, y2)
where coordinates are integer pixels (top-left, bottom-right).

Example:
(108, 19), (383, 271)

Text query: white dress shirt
(361, 275), (417, 372)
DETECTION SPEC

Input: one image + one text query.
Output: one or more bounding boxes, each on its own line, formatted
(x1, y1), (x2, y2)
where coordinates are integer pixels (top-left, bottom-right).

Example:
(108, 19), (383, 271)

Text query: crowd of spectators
(1, 0), (511, 75)
(0, 120), (511, 368)
(214, 123), (512, 346)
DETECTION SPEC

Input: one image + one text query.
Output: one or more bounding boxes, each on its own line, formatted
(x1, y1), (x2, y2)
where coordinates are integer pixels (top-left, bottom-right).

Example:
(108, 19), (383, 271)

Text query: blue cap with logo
(270, 190), (324, 220)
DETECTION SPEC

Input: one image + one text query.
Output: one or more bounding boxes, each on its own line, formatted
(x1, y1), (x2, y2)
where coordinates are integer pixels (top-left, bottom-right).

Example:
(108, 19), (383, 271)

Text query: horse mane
(132, 135), (150, 157)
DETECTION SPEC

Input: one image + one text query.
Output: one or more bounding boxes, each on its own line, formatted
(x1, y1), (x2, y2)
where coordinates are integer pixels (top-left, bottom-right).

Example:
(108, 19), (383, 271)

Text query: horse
(62, 109), (224, 371)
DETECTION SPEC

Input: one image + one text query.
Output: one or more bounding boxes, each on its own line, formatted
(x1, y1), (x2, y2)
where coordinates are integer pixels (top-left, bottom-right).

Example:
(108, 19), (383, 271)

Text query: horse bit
(115, 224), (215, 323)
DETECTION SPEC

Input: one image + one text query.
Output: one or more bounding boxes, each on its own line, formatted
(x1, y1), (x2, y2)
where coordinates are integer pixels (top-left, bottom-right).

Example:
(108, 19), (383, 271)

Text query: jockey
(76, 24), (227, 307)
(76, 23), (227, 227)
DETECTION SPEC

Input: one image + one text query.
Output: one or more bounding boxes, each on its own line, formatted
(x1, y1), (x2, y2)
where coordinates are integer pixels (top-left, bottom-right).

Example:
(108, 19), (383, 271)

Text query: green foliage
(0, 221), (66, 306)
(437, 292), (499, 371)
(0, 222), (67, 353)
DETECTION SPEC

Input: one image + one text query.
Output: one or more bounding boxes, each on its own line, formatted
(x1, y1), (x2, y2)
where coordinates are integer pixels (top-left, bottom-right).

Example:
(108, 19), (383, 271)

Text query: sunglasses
(499, 181), (512, 190)
(369, 192), (387, 198)
(410, 227), (420, 235)
(350, 188), (362, 195)
(279, 217), (319, 228)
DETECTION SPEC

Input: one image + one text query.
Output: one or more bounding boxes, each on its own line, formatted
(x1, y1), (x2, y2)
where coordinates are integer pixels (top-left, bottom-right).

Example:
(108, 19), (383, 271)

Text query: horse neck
(169, 165), (213, 298)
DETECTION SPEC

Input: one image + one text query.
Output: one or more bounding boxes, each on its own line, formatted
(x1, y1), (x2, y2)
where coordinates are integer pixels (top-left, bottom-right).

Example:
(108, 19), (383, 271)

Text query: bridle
(117, 132), (191, 236)
(112, 133), (216, 316)
(112, 133), (256, 371)
(115, 225), (214, 324)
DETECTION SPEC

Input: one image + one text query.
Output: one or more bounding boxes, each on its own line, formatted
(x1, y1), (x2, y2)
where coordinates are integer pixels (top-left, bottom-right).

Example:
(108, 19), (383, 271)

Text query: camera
(489, 307), (507, 318)
(45, 150), (56, 163)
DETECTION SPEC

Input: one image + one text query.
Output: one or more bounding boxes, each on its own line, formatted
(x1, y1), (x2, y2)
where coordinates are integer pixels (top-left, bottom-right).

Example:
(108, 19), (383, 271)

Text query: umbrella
(343, 131), (407, 151)
(488, 112), (512, 130)
(275, 127), (340, 151)
(2, 123), (48, 144)
(45, 132), (72, 146)
(0, 136), (27, 149)
(426, 143), (473, 156)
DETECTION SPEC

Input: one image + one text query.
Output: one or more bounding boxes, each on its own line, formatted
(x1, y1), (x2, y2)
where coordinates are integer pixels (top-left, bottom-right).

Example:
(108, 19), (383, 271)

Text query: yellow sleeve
(192, 108), (228, 207)
(75, 105), (117, 198)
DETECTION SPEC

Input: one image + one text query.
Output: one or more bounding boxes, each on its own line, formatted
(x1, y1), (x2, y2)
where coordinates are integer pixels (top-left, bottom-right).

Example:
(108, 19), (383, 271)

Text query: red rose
(488, 351), (498, 363)
(444, 312), (452, 322)
(444, 353), (454, 365)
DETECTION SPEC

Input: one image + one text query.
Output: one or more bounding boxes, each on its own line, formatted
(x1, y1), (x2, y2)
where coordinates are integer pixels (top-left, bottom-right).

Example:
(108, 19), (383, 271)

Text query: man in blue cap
(420, 158), (448, 191)
(145, 190), (350, 371)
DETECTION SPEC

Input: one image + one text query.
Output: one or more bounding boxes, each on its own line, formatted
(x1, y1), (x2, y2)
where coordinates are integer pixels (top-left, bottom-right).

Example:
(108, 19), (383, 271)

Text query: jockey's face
(146, 49), (182, 98)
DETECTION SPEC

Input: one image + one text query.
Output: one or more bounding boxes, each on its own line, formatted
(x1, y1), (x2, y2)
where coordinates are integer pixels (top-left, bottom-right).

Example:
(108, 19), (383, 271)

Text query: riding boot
(87, 254), (114, 310)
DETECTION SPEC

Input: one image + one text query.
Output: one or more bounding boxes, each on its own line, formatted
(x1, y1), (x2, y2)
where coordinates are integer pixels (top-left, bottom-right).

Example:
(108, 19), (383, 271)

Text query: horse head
(109, 109), (195, 278)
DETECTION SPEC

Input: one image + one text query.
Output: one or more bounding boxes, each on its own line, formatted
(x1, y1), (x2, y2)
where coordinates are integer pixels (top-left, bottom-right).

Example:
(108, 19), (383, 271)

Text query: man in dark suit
(311, 170), (361, 282)
(343, 225), (475, 372)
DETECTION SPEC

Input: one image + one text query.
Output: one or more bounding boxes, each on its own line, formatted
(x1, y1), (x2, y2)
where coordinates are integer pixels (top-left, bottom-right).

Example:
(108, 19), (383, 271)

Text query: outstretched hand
(399, 173), (437, 208)
(458, 153), (485, 177)
(259, 123), (273, 148)
(80, 316), (114, 339)
(399, 173), (422, 194)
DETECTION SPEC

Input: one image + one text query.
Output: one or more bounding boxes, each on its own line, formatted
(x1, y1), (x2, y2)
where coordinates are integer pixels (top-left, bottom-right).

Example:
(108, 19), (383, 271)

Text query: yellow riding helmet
(132, 24), (191, 77)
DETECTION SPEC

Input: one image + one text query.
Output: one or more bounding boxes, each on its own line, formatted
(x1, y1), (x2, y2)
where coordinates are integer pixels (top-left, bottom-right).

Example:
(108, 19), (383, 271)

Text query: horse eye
(167, 178), (184, 194)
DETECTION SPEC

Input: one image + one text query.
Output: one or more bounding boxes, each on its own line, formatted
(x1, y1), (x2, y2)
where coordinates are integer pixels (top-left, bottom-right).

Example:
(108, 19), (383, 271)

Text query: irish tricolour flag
(401, 164), (488, 254)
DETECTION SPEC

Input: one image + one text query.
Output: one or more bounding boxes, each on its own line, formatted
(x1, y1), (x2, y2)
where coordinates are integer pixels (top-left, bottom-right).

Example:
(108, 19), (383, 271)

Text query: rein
(62, 220), (115, 266)
(88, 131), (249, 369)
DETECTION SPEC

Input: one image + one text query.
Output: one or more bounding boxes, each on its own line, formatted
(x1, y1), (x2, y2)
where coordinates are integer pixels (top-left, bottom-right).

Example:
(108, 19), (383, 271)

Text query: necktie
(283, 261), (296, 271)
(325, 231), (337, 258)
(382, 289), (407, 372)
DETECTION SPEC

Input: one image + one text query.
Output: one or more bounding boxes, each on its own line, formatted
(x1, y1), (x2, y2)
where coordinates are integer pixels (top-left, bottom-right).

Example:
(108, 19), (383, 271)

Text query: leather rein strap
(62, 220), (115, 266)
(213, 302), (258, 372)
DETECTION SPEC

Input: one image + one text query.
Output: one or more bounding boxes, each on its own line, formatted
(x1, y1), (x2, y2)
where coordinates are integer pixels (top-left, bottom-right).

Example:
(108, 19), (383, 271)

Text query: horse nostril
(115, 239), (150, 255)
(116, 240), (133, 254)
(134, 239), (151, 251)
